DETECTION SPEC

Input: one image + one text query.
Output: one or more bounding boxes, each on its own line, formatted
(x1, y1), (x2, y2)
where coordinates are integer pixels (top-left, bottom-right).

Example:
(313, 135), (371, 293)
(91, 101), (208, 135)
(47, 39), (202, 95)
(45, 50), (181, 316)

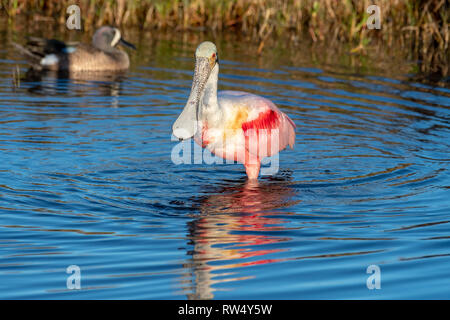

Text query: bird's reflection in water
(20, 68), (126, 100)
(181, 175), (299, 299)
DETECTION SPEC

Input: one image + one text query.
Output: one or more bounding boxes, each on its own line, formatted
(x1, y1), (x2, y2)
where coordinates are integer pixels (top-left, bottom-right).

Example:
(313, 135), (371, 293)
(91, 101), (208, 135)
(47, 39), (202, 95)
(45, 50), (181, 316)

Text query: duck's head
(92, 26), (136, 51)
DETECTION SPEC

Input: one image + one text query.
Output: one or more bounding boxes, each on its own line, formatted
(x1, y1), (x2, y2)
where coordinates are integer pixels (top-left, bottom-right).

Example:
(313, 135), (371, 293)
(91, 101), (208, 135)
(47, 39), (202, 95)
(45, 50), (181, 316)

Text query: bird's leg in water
(244, 152), (261, 180)
(245, 162), (261, 180)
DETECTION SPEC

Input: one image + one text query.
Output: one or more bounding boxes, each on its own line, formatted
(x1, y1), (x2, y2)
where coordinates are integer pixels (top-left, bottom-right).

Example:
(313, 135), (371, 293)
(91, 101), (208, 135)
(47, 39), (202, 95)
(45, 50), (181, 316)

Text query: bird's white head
(172, 41), (219, 140)
(195, 41), (217, 59)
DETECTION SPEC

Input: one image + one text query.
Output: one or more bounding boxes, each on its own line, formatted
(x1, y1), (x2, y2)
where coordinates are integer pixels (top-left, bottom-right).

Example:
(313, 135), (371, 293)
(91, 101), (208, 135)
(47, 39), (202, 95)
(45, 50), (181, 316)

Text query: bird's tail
(12, 37), (67, 70)
(11, 41), (44, 70)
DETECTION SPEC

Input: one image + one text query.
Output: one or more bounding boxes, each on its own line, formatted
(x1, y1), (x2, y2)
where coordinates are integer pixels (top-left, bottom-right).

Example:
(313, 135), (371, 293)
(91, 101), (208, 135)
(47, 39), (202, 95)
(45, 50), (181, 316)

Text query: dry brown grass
(1, 0), (448, 78)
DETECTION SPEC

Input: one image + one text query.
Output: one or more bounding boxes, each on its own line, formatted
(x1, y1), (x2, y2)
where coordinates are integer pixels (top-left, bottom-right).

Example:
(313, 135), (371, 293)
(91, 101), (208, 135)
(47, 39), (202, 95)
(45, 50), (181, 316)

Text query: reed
(1, 0), (448, 78)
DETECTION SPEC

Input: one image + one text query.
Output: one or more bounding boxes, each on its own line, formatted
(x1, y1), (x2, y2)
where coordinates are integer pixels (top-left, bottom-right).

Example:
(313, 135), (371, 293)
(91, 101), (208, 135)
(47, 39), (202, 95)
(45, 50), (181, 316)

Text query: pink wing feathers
(212, 91), (296, 163)
(235, 92), (296, 158)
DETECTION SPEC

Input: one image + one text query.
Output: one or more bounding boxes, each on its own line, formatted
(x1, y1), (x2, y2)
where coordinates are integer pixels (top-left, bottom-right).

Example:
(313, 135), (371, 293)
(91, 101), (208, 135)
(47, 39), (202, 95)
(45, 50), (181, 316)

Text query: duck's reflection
(181, 177), (298, 299)
(19, 68), (127, 99)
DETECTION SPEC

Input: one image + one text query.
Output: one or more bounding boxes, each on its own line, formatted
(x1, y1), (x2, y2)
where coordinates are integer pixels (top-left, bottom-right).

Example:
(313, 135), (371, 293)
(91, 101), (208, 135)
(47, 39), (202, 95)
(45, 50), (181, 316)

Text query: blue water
(0, 31), (449, 299)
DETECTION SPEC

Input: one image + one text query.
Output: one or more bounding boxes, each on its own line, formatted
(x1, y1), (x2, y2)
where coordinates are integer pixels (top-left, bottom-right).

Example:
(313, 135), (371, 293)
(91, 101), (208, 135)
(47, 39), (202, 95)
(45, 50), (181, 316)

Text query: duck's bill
(172, 57), (212, 140)
(119, 38), (136, 50)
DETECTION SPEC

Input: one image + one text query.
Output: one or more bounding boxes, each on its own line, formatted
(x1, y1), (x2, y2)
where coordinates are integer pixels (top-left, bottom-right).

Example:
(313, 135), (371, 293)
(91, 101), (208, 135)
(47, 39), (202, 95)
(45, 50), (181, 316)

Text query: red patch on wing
(242, 109), (281, 159)
(241, 109), (279, 133)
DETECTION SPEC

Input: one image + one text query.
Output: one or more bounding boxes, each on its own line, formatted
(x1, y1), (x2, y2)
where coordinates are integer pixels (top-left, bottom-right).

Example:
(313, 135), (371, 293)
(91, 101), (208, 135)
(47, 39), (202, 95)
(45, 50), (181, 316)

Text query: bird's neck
(199, 64), (222, 126)
(93, 40), (118, 54)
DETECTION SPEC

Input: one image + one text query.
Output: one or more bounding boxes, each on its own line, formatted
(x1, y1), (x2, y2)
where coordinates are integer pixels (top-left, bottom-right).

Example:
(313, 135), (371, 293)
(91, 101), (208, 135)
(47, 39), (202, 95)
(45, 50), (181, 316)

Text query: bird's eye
(212, 53), (216, 59)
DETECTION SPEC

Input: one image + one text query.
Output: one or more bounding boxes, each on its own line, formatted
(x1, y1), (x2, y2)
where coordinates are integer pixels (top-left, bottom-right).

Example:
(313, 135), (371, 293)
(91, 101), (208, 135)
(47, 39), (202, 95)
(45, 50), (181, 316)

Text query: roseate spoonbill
(172, 41), (296, 180)
(13, 26), (136, 72)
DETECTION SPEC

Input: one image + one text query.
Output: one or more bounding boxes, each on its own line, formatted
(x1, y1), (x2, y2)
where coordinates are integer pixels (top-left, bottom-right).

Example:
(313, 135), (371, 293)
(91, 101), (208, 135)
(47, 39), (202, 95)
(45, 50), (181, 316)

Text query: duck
(13, 26), (136, 72)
